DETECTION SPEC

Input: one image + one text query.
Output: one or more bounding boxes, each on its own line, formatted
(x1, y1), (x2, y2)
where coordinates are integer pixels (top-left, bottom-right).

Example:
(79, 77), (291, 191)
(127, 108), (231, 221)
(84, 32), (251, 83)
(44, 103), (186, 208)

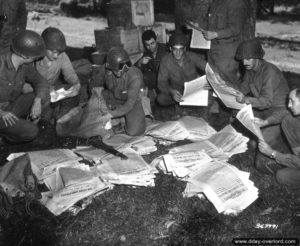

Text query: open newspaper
(236, 104), (264, 141)
(180, 75), (209, 106)
(205, 63), (246, 110)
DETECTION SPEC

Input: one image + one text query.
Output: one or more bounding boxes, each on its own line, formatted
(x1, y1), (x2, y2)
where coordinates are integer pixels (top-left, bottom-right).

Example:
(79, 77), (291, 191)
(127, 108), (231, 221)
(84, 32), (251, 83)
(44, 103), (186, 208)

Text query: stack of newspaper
(146, 116), (216, 142)
(40, 164), (112, 216)
(96, 148), (158, 186)
(184, 160), (258, 215)
(170, 124), (248, 159)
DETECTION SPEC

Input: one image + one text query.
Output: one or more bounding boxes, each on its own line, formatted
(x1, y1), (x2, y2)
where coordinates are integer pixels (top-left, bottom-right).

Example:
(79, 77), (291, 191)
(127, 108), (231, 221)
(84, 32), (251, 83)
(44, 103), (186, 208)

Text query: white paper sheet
(180, 75), (209, 106)
(190, 27), (211, 49)
(236, 104), (264, 141)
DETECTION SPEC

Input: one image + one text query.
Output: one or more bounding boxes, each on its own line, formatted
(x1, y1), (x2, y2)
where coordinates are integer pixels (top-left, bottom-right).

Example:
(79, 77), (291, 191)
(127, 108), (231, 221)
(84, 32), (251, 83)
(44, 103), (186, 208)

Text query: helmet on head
(169, 32), (188, 47)
(106, 47), (131, 70)
(41, 27), (66, 52)
(12, 30), (46, 58)
(235, 38), (265, 60)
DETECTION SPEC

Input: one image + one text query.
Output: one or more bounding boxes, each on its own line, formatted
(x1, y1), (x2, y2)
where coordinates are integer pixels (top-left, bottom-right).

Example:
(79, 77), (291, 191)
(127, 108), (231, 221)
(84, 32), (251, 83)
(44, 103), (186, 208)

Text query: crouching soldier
(93, 47), (146, 136)
(36, 27), (81, 121)
(0, 30), (49, 143)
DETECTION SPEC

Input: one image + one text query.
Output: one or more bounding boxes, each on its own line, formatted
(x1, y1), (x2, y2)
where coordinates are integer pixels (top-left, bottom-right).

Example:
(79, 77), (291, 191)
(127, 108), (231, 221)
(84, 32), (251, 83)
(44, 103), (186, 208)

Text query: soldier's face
(242, 58), (258, 70)
(171, 45), (185, 61)
(144, 38), (157, 54)
(46, 49), (60, 61)
(288, 90), (300, 116)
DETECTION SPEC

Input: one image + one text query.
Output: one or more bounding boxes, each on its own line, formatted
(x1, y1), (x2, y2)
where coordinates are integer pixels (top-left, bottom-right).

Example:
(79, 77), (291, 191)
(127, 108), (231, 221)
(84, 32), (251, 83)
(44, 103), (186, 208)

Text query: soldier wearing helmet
(0, 30), (49, 143)
(0, 0), (28, 54)
(235, 38), (289, 146)
(34, 27), (81, 121)
(157, 32), (206, 107)
(92, 47), (146, 136)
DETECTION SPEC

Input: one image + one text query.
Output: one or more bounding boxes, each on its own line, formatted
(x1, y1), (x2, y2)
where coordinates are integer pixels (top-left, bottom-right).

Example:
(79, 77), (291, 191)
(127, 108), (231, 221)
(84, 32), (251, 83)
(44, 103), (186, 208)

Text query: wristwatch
(270, 151), (277, 159)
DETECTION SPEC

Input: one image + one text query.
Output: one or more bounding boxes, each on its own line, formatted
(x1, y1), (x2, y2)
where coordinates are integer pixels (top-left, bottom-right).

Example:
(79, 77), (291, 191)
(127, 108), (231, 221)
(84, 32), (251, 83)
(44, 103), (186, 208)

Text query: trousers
(0, 93), (38, 142)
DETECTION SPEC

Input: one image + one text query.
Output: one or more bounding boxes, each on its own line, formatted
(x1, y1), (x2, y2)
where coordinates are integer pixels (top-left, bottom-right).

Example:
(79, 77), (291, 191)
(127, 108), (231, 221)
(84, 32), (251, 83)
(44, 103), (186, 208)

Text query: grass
(0, 95), (299, 246)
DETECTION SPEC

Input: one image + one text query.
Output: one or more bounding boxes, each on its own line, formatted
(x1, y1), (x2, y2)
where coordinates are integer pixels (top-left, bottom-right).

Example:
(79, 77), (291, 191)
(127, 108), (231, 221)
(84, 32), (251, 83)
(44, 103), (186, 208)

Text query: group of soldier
(0, 0), (299, 189)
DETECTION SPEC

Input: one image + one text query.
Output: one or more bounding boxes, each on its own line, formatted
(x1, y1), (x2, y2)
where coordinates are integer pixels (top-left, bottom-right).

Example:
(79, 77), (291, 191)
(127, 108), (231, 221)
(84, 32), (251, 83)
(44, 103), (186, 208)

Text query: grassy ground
(0, 82), (299, 245)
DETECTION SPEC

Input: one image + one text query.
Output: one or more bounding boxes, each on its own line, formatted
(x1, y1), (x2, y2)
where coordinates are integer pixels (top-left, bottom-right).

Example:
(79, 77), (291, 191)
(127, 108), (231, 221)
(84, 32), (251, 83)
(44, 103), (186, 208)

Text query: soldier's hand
(258, 141), (273, 156)
(30, 97), (42, 120)
(169, 89), (183, 103)
(235, 92), (246, 103)
(142, 57), (152, 64)
(202, 31), (218, 40)
(254, 117), (268, 128)
(0, 110), (18, 127)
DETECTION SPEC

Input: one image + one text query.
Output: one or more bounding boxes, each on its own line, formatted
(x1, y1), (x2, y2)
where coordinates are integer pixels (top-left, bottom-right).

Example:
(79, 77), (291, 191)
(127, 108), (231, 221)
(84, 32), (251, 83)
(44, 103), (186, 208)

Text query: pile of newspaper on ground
(2, 111), (262, 216)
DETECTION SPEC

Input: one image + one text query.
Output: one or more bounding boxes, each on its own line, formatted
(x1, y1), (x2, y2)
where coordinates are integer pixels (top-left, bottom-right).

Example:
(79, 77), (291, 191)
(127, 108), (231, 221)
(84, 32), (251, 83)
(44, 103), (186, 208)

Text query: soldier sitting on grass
(255, 88), (300, 189)
(0, 30), (49, 143)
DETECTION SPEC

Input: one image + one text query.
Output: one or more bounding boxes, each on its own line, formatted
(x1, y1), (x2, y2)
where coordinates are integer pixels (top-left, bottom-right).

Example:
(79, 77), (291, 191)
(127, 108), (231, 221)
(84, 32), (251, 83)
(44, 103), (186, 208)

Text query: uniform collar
(5, 52), (15, 70)
(253, 59), (263, 71)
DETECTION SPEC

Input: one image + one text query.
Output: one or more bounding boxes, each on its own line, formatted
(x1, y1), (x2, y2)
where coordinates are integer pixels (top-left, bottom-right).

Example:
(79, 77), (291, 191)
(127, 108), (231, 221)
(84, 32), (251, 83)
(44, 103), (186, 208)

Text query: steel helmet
(41, 27), (66, 52)
(106, 47), (131, 70)
(235, 38), (265, 60)
(12, 30), (46, 58)
(169, 32), (188, 47)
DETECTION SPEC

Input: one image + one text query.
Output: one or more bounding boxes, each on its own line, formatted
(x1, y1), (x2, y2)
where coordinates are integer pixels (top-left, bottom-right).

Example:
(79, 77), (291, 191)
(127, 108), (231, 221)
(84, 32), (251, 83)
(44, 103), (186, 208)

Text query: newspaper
(20, 149), (82, 182)
(163, 150), (212, 178)
(170, 124), (248, 159)
(208, 125), (249, 156)
(96, 148), (157, 186)
(205, 63), (246, 110)
(190, 27), (211, 49)
(146, 116), (216, 142)
(184, 160), (258, 214)
(50, 88), (73, 102)
(41, 165), (112, 216)
(103, 134), (157, 155)
(72, 146), (118, 164)
(180, 75), (209, 106)
(236, 104), (264, 141)
(169, 140), (229, 161)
